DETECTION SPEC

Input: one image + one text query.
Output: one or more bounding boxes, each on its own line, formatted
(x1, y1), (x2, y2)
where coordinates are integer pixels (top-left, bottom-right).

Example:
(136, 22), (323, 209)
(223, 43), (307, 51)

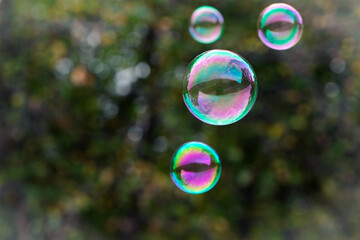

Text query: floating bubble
(189, 6), (224, 44)
(170, 142), (221, 194)
(183, 49), (257, 125)
(258, 3), (303, 50)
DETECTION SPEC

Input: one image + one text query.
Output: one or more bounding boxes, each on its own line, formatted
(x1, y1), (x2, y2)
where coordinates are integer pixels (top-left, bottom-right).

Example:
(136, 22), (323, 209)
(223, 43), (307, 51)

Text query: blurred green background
(1, 0), (360, 239)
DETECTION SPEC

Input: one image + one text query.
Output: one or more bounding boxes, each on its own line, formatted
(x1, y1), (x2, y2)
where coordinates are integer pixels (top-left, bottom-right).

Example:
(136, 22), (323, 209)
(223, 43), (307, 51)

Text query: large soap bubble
(183, 50), (257, 126)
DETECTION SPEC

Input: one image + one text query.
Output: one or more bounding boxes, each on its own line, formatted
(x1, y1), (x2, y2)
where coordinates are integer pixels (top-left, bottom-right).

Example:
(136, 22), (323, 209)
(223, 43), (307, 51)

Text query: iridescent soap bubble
(170, 142), (221, 194)
(258, 3), (303, 50)
(189, 6), (224, 44)
(183, 50), (257, 125)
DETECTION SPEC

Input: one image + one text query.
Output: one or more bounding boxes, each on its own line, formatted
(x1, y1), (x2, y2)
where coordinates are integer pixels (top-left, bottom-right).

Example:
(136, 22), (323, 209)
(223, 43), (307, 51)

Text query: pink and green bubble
(182, 49), (257, 126)
(258, 3), (303, 50)
(170, 142), (221, 194)
(189, 6), (224, 44)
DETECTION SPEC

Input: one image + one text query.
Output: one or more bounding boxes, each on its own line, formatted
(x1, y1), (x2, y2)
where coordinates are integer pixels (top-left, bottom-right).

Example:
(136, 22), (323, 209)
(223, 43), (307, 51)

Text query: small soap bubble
(183, 49), (257, 126)
(258, 3), (303, 50)
(189, 6), (224, 44)
(170, 142), (221, 194)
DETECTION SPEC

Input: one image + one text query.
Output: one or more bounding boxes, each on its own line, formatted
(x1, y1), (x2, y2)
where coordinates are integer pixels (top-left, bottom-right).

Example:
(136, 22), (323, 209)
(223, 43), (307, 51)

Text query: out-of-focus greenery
(1, 0), (360, 239)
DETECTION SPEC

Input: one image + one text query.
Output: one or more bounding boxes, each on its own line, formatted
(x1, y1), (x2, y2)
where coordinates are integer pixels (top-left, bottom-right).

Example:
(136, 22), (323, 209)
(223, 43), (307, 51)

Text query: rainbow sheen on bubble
(183, 50), (257, 126)
(189, 6), (224, 44)
(170, 142), (221, 194)
(258, 3), (303, 50)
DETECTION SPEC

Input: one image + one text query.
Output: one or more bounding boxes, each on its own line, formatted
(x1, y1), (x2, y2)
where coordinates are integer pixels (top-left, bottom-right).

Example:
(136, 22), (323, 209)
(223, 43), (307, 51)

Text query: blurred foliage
(1, 0), (360, 239)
